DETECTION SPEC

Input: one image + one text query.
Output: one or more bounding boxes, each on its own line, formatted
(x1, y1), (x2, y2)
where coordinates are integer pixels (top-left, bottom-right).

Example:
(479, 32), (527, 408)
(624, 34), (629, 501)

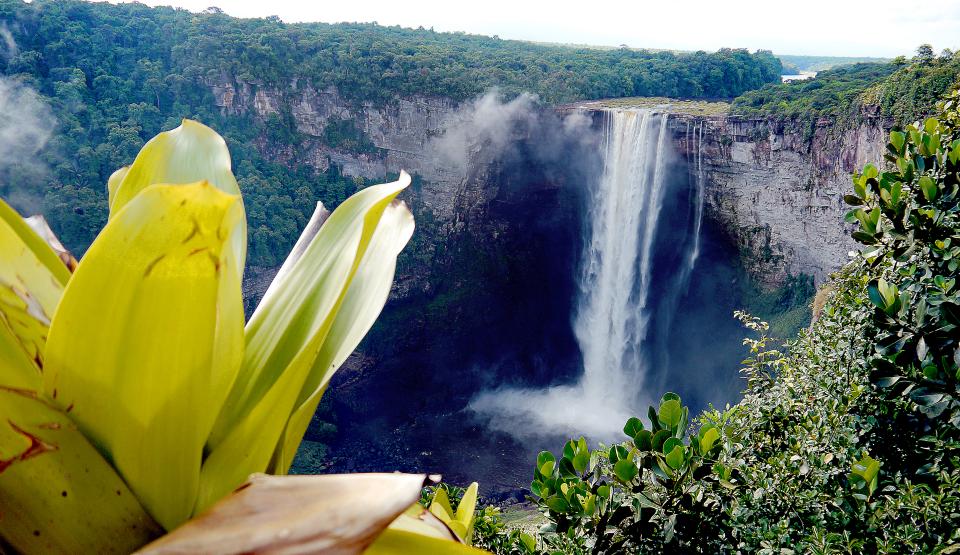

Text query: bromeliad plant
(0, 120), (479, 553)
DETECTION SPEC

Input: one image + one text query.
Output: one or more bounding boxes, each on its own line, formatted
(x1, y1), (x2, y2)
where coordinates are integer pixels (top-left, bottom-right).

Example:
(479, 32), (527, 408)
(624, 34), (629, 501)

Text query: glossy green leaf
(665, 445), (685, 470)
(652, 429), (672, 452)
(889, 131), (905, 154)
(539, 460), (555, 478)
(43, 182), (246, 530)
(623, 416), (643, 437)
(919, 176), (938, 202)
(700, 427), (720, 453)
(519, 532), (537, 553)
(614, 459), (638, 482)
(572, 451), (590, 474)
(662, 437), (682, 455)
(658, 399), (682, 428)
(544, 495), (569, 512)
(634, 429), (653, 451)
(536, 450), (555, 468)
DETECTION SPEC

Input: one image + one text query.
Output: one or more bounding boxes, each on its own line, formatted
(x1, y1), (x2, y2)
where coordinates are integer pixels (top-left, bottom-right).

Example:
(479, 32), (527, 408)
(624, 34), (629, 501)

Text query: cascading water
(470, 108), (710, 440)
(574, 109), (671, 410)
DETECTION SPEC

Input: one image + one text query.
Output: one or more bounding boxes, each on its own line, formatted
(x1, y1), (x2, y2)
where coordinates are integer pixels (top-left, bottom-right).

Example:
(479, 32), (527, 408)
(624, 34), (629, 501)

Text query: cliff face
(210, 77), (468, 220)
(215, 75), (889, 293)
(671, 112), (889, 285)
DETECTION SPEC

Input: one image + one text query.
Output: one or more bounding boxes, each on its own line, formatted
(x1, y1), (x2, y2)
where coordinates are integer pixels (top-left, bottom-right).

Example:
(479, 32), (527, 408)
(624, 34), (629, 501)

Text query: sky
(114, 0), (960, 58)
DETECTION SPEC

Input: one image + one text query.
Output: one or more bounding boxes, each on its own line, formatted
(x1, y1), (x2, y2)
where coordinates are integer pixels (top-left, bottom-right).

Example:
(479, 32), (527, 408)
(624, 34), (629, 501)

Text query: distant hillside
(732, 51), (960, 124)
(778, 54), (891, 74)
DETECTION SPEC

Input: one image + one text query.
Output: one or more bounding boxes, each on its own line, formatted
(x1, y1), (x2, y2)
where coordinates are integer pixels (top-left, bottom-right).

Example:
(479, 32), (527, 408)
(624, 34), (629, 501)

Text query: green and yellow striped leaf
(43, 182), (246, 530)
(198, 173), (411, 509)
(271, 197), (415, 474)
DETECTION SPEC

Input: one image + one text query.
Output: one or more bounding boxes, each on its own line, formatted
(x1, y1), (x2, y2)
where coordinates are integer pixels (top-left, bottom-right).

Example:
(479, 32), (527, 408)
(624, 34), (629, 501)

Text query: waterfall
(686, 121), (706, 272)
(469, 108), (707, 441)
(574, 110), (671, 407)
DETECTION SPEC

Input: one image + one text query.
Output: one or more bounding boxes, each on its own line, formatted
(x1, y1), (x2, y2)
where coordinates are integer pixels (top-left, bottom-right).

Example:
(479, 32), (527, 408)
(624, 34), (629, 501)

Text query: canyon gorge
(206, 76), (891, 494)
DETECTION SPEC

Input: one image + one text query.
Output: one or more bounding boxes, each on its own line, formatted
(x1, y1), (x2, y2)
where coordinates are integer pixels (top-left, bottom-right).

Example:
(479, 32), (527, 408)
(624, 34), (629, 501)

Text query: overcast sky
(115, 0), (960, 58)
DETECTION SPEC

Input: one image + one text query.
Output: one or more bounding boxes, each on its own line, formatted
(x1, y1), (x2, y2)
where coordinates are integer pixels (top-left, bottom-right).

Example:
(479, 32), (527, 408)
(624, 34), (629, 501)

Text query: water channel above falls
(312, 108), (752, 499)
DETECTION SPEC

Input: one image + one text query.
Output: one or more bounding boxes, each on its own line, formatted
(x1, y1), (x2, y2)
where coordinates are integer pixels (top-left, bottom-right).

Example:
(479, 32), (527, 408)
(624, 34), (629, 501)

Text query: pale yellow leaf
(0, 386), (161, 554)
(43, 182), (246, 530)
(138, 473), (431, 555)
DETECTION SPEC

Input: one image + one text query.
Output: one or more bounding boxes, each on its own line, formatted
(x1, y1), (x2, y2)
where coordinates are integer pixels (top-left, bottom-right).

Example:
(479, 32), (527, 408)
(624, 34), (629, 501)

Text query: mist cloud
(0, 76), (56, 211)
(428, 90), (539, 172)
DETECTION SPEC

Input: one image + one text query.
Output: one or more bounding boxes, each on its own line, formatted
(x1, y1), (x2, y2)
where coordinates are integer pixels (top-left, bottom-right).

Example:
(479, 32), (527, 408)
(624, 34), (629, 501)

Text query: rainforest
(0, 0), (958, 553)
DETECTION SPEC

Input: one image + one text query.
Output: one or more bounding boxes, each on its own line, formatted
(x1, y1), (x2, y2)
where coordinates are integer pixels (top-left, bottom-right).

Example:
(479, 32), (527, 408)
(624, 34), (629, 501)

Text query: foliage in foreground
(0, 119), (486, 554)
(502, 90), (960, 553)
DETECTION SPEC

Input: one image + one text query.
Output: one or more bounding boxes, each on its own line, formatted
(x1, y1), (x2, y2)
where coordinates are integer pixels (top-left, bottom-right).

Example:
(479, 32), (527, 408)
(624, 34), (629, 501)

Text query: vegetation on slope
(732, 46), (960, 126)
(730, 62), (898, 121)
(468, 90), (960, 554)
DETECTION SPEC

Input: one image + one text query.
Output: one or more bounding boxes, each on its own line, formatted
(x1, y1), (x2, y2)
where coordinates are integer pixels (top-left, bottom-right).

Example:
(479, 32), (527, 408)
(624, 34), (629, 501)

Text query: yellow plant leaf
(456, 482), (479, 524)
(0, 199), (69, 376)
(456, 482), (479, 542)
(199, 173), (410, 508)
(271, 198), (414, 474)
(43, 182), (246, 530)
(364, 529), (489, 555)
(0, 317), (41, 390)
(0, 386), (161, 554)
(430, 487), (455, 522)
(138, 473), (432, 555)
(107, 165), (130, 213)
(109, 119), (241, 217)
(391, 504), (461, 541)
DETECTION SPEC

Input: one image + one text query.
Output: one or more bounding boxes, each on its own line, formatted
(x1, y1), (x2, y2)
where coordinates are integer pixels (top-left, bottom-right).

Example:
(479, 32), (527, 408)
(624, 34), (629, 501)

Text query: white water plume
(470, 109), (683, 441)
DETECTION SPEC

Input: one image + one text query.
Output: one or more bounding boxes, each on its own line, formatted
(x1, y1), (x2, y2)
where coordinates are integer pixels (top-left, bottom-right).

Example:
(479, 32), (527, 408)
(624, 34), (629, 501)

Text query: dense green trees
(732, 47), (960, 126)
(0, 0), (780, 264)
(731, 62), (898, 121)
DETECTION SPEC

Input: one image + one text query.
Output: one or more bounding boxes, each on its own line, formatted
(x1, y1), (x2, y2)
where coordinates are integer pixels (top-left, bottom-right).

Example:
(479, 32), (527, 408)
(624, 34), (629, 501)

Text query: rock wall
(209, 77), (468, 220)
(213, 74), (889, 291)
(670, 112), (889, 285)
